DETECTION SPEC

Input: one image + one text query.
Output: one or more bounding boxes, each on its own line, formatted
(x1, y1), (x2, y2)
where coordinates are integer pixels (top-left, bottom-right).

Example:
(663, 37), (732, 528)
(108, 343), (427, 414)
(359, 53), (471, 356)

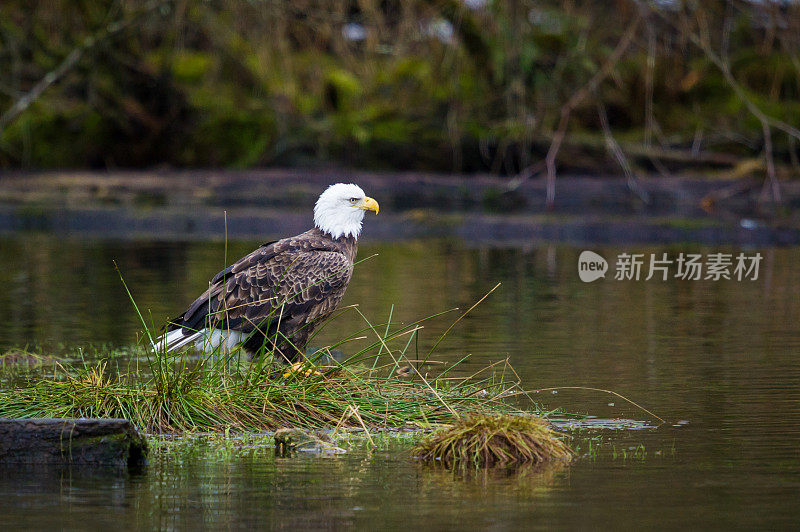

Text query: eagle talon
(282, 361), (322, 379)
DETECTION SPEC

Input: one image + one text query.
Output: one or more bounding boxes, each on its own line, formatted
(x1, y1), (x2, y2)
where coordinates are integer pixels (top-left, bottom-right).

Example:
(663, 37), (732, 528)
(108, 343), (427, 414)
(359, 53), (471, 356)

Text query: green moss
(172, 52), (214, 83)
(325, 68), (363, 100)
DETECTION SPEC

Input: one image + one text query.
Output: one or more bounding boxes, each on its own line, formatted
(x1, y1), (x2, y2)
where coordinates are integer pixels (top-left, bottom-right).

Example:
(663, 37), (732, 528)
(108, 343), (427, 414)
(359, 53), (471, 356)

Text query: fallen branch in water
(528, 386), (665, 425)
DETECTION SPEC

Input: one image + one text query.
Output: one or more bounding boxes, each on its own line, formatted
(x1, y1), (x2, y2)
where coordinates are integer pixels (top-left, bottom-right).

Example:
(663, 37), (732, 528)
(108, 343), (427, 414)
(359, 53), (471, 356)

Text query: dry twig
(541, 16), (641, 209)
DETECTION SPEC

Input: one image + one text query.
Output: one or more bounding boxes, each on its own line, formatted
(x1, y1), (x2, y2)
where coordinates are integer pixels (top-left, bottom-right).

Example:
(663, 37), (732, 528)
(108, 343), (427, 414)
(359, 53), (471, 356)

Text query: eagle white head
(313, 183), (380, 239)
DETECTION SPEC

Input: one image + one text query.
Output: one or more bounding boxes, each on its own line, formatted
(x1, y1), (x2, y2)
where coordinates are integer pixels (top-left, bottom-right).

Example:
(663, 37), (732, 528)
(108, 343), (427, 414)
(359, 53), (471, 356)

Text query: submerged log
(0, 418), (147, 467)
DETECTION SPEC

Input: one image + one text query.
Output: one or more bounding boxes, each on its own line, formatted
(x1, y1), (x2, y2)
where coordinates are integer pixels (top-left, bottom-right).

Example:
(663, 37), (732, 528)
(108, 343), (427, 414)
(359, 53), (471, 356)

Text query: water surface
(1, 233), (798, 529)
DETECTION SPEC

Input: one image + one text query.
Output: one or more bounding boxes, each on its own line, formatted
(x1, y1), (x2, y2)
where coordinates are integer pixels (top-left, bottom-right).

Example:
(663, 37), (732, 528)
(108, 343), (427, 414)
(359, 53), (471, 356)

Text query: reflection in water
(0, 442), (571, 530)
(415, 457), (569, 489)
(0, 234), (799, 528)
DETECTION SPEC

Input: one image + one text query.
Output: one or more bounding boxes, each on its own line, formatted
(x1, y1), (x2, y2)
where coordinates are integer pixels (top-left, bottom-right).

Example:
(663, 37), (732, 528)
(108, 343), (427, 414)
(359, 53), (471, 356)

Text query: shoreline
(1, 169), (798, 245)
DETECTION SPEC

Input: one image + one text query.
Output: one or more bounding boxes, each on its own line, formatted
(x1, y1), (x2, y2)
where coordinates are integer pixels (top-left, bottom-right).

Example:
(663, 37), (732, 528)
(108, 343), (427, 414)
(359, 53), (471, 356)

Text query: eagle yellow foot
(282, 361), (322, 379)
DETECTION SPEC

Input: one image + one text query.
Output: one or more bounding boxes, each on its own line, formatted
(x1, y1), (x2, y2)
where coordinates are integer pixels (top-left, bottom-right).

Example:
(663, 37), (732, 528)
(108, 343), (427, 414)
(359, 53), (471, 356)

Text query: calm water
(1, 233), (799, 529)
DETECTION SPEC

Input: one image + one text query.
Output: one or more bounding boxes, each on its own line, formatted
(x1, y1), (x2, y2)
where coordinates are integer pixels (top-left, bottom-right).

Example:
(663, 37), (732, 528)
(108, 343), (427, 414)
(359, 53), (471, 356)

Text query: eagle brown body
(164, 228), (358, 362)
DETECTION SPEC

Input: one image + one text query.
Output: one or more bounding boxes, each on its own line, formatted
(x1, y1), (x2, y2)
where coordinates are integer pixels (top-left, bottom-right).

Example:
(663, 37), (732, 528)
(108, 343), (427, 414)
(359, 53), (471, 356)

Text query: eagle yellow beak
(361, 196), (379, 214)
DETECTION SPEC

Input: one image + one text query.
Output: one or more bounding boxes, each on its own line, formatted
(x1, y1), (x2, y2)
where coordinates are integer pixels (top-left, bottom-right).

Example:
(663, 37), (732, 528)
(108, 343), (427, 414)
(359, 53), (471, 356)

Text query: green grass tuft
(0, 354), (532, 434)
(412, 414), (574, 468)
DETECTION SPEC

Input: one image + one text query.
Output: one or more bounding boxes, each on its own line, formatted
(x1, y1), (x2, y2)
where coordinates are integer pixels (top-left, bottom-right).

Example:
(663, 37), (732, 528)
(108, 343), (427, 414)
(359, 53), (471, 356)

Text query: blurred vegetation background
(1, 1), (798, 195)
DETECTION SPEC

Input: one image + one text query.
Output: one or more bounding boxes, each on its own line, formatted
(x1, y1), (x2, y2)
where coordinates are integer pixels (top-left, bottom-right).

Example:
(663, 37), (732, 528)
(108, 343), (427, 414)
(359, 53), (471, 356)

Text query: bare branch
(596, 98), (650, 204)
(758, 120), (781, 206)
(542, 16), (641, 209)
(0, 0), (169, 135)
(646, 3), (794, 207)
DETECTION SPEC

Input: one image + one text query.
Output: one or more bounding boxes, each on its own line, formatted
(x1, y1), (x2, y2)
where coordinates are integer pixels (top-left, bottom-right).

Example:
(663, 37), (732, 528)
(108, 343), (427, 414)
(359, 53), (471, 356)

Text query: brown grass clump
(0, 349), (57, 367)
(413, 414), (573, 468)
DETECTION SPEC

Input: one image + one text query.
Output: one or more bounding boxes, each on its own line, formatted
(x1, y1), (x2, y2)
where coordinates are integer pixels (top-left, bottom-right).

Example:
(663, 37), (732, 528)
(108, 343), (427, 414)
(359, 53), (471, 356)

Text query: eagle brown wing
(169, 232), (354, 352)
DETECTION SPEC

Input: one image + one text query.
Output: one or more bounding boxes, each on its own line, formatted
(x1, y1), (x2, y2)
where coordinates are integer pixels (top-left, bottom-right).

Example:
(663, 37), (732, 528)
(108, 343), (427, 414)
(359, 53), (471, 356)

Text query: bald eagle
(157, 183), (379, 362)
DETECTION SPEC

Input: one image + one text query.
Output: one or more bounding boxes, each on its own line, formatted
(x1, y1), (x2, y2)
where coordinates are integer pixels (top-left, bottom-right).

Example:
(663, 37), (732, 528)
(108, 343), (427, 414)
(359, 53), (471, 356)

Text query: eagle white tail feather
(153, 328), (199, 352)
(154, 328), (246, 354)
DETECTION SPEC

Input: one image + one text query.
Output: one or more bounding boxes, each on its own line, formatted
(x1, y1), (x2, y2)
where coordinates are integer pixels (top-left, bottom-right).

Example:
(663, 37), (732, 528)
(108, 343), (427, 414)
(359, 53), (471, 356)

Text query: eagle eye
(349, 197), (358, 203)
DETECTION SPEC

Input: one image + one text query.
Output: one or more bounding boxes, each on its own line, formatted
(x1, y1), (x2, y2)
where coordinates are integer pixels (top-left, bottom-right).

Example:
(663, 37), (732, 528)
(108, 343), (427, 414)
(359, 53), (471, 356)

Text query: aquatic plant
(0, 350), (532, 434)
(412, 414), (573, 468)
(0, 348), (57, 368)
